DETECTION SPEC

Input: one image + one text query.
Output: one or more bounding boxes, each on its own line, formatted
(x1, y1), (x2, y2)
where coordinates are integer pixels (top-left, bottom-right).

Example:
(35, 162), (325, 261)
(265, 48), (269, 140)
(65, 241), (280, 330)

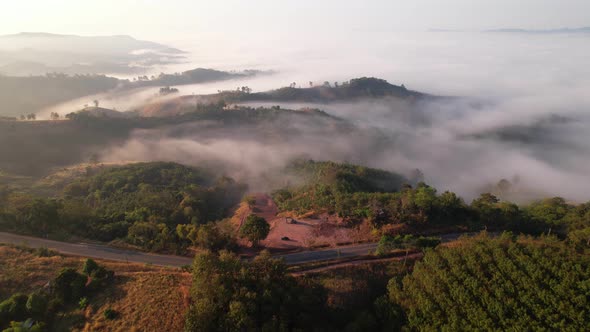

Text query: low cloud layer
(94, 31), (590, 202)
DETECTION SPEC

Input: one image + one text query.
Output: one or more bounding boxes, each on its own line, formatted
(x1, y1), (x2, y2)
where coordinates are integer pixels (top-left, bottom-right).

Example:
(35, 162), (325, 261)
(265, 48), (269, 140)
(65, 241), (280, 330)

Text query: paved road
(0, 231), (472, 267)
(0, 232), (193, 267)
(279, 243), (378, 264)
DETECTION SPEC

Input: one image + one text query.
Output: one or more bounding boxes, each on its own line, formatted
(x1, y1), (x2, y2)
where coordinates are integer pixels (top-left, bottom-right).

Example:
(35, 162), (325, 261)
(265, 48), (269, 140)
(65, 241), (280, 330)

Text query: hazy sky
(1, 0), (589, 41)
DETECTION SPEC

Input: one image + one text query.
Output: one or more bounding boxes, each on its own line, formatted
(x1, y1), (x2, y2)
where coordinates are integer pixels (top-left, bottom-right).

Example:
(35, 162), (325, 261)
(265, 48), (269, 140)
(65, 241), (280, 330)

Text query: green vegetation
(222, 77), (424, 103)
(185, 251), (326, 331)
(375, 234), (441, 255)
(0, 162), (246, 252)
(272, 159), (406, 215)
(240, 214), (270, 246)
(272, 160), (590, 240)
(388, 234), (590, 330)
(0, 259), (113, 331)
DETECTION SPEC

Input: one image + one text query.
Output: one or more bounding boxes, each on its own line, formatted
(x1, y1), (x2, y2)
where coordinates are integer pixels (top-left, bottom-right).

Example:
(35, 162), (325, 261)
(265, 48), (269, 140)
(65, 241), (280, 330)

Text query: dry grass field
(0, 244), (191, 331)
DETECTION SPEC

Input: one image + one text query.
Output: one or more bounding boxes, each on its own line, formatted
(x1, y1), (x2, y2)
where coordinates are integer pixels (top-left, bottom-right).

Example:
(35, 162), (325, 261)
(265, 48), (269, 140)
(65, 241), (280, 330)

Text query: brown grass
(80, 272), (190, 332)
(0, 245), (191, 331)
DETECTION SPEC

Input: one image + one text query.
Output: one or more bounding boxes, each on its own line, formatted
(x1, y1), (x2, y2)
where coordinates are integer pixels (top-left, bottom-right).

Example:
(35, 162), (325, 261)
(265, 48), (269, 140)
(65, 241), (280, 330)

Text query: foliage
(0, 162), (246, 252)
(24, 293), (47, 320)
(242, 195), (256, 208)
(52, 268), (87, 304)
(375, 234), (441, 255)
(82, 259), (99, 276)
(226, 77), (423, 103)
(240, 214), (270, 246)
(103, 308), (118, 320)
(185, 251), (326, 331)
(2, 319), (44, 332)
(272, 160), (407, 216)
(78, 297), (89, 310)
(0, 294), (28, 325)
(389, 233), (590, 330)
(0, 258), (114, 330)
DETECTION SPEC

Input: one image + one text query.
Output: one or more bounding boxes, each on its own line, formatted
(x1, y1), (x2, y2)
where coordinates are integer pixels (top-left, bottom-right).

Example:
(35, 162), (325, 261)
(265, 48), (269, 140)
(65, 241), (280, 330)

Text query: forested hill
(0, 74), (119, 117)
(0, 68), (262, 117)
(221, 77), (429, 103)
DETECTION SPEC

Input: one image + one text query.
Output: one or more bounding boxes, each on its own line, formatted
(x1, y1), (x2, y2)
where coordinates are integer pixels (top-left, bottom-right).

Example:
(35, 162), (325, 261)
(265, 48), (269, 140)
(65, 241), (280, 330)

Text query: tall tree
(240, 214), (270, 247)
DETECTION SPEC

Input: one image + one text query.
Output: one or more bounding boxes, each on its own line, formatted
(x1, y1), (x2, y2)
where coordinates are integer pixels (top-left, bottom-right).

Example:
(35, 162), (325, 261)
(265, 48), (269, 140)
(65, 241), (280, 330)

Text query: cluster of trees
(375, 234), (441, 255)
(0, 258), (113, 331)
(388, 234), (590, 330)
(0, 162), (247, 252)
(159, 86), (179, 95)
(18, 114), (37, 121)
(221, 77), (422, 104)
(272, 160), (407, 216)
(130, 68), (259, 88)
(272, 161), (590, 239)
(185, 251), (326, 331)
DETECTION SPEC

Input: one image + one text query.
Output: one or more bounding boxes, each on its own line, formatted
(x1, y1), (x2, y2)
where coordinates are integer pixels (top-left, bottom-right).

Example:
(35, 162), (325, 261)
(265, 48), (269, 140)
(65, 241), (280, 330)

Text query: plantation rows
(390, 235), (590, 331)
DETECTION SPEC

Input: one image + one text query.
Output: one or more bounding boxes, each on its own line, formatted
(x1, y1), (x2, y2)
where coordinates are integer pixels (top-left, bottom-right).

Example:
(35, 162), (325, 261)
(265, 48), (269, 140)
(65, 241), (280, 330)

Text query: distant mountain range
(484, 27), (590, 34)
(0, 32), (186, 76)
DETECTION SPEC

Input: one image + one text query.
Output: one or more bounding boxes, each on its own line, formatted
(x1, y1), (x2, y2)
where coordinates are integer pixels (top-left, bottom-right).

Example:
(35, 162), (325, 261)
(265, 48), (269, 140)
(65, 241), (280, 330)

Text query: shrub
(0, 293), (28, 323)
(78, 297), (89, 310)
(26, 292), (48, 319)
(103, 308), (118, 320)
(82, 258), (99, 276)
(53, 268), (87, 303)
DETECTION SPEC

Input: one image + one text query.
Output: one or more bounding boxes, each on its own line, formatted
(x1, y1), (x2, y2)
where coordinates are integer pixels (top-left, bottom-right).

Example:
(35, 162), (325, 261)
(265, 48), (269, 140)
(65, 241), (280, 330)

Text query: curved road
(0, 231), (470, 267)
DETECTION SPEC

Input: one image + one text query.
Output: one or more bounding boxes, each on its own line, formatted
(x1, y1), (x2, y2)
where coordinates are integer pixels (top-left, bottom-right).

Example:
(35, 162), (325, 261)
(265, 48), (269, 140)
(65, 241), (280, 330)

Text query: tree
(53, 268), (87, 303)
(240, 214), (270, 247)
(93, 100), (99, 107)
(82, 258), (99, 276)
(243, 195), (256, 209)
(0, 294), (28, 323)
(185, 250), (326, 331)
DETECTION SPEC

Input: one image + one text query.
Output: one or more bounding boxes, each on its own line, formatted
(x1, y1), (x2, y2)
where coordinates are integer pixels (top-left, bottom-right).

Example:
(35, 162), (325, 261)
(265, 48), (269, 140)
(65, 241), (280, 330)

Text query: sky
(1, 0), (589, 41)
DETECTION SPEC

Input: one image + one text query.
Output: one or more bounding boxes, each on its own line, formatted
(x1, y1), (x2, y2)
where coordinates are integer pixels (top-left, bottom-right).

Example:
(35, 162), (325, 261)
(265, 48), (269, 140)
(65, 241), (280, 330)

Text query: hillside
(0, 33), (185, 76)
(0, 74), (119, 117)
(0, 103), (350, 175)
(0, 67), (264, 117)
(0, 244), (190, 331)
(225, 77), (428, 103)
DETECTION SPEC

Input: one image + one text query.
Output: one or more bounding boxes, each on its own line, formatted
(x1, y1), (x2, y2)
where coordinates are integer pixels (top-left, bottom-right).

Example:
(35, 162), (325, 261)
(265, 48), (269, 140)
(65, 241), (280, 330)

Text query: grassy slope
(0, 245), (190, 331)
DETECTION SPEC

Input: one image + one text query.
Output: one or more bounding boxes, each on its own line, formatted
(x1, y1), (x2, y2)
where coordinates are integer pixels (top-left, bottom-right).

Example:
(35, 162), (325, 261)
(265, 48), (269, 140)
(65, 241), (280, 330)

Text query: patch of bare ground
(243, 194), (377, 251)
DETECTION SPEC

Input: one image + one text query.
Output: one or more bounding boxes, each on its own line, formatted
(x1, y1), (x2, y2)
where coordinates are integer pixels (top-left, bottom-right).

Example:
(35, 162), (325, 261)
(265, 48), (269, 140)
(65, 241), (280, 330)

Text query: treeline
(130, 68), (259, 88)
(0, 162), (246, 252)
(273, 161), (590, 238)
(0, 258), (113, 331)
(222, 77), (426, 103)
